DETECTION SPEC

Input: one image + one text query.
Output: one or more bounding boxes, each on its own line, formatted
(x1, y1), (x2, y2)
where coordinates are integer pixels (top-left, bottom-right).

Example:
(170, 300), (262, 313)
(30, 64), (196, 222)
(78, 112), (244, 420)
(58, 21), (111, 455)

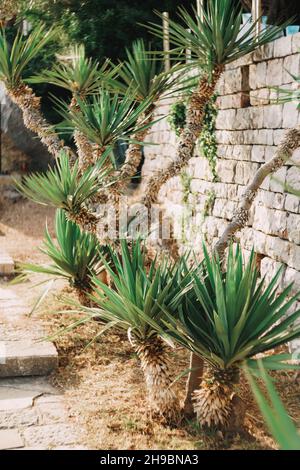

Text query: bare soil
(1, 197), (300, 450)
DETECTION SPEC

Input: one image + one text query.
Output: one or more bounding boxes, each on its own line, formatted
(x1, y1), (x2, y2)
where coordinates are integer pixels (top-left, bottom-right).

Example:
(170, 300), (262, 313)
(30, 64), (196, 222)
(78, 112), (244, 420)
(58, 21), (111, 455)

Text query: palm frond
(245, 362), (300, 450)
(147, 2), (289, 73)
(154, 244), (300, 370)
(15, 150), (114, 217)
(0, 22), (57, 88)
(27, 44), (119, 97)
(77, 239), (193, 340)
(110, 39), (194, 102)
(21, 209), (105, 290)
(55, 88), (157, 148)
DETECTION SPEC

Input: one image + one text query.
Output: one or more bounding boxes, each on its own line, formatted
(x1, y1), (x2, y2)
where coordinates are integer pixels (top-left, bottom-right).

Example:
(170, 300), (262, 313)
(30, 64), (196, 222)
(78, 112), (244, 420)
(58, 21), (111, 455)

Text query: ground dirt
(1, 198), (300, 450)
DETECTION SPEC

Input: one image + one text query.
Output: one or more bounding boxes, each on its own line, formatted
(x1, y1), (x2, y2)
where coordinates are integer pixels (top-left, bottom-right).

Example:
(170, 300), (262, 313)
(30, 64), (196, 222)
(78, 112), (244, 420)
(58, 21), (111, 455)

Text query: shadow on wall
(0, 82), (53, 173)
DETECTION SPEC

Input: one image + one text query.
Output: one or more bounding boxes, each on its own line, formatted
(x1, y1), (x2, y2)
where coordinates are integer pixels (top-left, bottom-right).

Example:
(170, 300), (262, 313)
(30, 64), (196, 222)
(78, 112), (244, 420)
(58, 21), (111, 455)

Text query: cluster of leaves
(21, 210), (105, 291)
(168, 101), (186, 137)
(198, 94), (219, 182)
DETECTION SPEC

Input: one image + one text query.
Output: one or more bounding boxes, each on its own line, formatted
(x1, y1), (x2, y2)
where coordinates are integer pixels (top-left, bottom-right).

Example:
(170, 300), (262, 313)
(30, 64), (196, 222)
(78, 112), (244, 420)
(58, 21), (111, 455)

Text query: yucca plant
(28, 44), (117, 99)
(15, 150), (115, 232)
(111, 39), (192, 191)
(245, 362), (300, 450)
(56, 88), (155, 158)
(152, 244), (300, 429)
(80, 239), (192, 422)
(21, 209), (106, 305)
(28, 44), (119, 171)
(143, 1), (289, 208)
(0, 23), (66, 157)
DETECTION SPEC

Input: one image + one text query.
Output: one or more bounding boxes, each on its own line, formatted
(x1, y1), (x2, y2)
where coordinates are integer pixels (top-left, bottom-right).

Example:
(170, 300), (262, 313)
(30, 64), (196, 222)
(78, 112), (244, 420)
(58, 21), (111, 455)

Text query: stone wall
(142, 33), (300, 347)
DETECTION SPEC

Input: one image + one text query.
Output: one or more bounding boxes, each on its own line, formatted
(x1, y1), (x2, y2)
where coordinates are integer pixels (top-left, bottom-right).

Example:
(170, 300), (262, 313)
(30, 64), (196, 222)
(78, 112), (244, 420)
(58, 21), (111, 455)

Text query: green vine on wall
(168, 94), (219, 181)
(168, 101), (186, 137)
(198, 94), (219, 182)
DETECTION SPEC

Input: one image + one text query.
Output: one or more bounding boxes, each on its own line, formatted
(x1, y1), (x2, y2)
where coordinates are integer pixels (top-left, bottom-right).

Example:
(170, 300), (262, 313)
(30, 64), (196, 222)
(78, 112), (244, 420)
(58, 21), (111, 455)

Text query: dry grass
(1, 196), (300, 450)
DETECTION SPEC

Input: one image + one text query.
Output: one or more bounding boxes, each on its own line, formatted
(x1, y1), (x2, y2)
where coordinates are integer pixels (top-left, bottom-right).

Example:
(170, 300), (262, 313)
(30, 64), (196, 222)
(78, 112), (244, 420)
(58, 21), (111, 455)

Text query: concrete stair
(0, 264), (58, 378)
(0, 251), (14, 276)
(0, 340), (58, 378)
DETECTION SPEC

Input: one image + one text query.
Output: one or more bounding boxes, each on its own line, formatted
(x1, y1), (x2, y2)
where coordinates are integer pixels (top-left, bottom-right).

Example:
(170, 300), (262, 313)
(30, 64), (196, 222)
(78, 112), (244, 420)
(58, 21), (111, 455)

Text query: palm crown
(160, 245), (300, 370)
(0, 23), (57, 88)
(148, 1), (288, 73)
(56, 88), (156, 149)
(28, 44), (118, 98)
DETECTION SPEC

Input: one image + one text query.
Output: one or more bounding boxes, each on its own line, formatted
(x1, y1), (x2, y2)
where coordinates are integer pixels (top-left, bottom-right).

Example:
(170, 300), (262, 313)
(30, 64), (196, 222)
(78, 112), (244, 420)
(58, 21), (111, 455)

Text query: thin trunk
(193, 365), (241, 429)
(143, 68), (224, 209)
(129, 332), (180, 423)
(117, 108), (155, 191)
(183, 353), (204, 417)
(74, 130), (95, 172)
(8, 83), (67, 158)
(215, 126), (300, 258)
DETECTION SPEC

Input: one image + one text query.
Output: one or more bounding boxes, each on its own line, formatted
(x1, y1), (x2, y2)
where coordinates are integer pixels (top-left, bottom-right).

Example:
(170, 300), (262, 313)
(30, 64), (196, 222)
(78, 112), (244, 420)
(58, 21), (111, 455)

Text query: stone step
(0, 252), (14, 276)
(0, 341), (58, 378)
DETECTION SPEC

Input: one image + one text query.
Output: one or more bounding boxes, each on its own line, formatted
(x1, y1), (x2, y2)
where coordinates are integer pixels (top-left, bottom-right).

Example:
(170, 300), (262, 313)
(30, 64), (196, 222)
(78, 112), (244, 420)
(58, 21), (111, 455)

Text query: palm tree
(152, 245), (300, 429)
(110, 39), (186, 189)
(29, 44), (119, 169)
(80, 239), (192, 422)
(142, 1), (288, 209)
(0, 23), (67, 157)
(21, 209), (107, 305)
(15, 150), (115, 232)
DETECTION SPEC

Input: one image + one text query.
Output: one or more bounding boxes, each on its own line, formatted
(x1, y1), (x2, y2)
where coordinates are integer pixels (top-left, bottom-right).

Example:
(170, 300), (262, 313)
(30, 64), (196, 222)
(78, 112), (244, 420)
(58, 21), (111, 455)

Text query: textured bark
(73, 130), (94, 172)
(117, 108), (155, 190)
(183, 353), (204, 417)
(215, 126), (300, 258)
(143, 67), (224, 209)
(129, 333), (180, 423)
(8, 84), (67, 159)
(193, 365), (240, 429)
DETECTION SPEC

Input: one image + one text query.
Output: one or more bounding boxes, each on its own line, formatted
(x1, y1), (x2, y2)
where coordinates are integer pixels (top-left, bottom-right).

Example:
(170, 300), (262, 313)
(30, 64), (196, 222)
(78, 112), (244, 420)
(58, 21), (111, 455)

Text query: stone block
(283, 267), (300, 295)
(0, 429), (24, 450)
(223, 69), (243, 94)
(286, 166), (300, 192)
(265, 235), (291, 265)
(292, 32), (300, 54)
(273, 35), (293, 58)
(282, 54), (300, 84)
(0, 252), (14, 276)
(0, 341), (58, 378)
(251, 145), (265, 162)
(231, 145), (251, 161)
(273, 129), (286, 145)
(253, 206), (287, 238)
(250, 88), (269, 106)
(215, 159), (236, 183)
(286, 213), (300, 244)
(288, 244), (300, 270)
(258, 190), (285, 210)
(260, 257), (285, 289)
(216, 93), (247, 109)
(266, 59), (283, 86)
(285, 194), (300, 213)
(22, 424), (79, 448)
(249, 62), (267, 89)
(282, 102), (299, 129)
(216, 109), (236, 130)
(253, 42), (274, 62)
(263, 104), (283, 128)
(269, 166), (287, 193)
(235, 161), (259, 185)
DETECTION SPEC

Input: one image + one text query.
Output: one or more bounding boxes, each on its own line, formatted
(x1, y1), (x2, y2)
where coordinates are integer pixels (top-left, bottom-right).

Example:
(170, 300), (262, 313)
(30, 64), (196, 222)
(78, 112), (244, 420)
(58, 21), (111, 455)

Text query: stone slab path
(0, 280), (87, 449)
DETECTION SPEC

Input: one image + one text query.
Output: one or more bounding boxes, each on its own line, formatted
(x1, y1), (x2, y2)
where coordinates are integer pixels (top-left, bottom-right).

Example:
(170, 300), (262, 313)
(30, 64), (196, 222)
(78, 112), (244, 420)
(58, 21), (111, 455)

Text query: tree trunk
(193, 365), (241, 429)
(129, 332), (180, 423)
(183, 352), (204, 417)
(142, 67), (224, 209)
(215, 126), (300, 259)
(8, 83), (67, 158)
